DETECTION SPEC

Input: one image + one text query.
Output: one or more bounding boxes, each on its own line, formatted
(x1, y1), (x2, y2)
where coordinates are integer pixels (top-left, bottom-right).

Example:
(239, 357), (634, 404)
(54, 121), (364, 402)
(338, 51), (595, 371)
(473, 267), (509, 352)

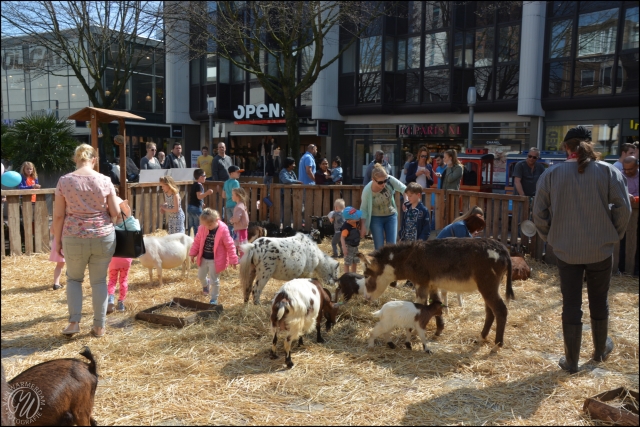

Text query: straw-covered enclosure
(1, 232), (638, 425)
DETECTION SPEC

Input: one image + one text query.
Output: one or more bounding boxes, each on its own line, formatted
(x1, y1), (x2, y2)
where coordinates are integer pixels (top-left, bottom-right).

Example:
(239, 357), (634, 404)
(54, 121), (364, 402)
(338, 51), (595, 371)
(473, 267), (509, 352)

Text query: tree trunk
(283, 102), (300, 158)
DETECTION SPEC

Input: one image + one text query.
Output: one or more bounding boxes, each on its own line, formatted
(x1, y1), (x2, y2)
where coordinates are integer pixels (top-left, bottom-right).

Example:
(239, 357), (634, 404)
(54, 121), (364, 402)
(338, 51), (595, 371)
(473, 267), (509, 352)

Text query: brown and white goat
(270, 279), (341, 368)
(359, 238), (514, 352)
(334, 272), (366, 302)
(7, 347), (98, 426)
(369, 301), (445, 353)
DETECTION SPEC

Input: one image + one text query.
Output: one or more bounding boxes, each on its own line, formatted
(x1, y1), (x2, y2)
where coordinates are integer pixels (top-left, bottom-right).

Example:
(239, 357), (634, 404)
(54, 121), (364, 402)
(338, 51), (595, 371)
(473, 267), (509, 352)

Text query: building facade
(1, 35), (173, 164)
(168, 1), (639, 184)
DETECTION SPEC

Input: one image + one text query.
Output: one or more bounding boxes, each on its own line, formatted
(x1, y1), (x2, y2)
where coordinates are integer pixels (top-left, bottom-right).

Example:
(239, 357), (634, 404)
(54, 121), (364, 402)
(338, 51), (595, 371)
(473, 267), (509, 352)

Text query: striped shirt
(533, 160), (631, 264)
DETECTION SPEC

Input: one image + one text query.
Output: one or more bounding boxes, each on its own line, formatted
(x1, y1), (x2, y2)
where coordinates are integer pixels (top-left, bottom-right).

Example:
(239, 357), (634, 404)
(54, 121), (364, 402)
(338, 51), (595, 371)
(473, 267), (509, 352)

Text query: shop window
(453, 32), (473, 67)
(577, 8), (618, 57)
(547, 61), (571, 97)
(622, 7), (639, 50)
(498, 25), (519, 63)
(475, 28), (494, 67)
(617, 52), (639, 93)
(49, 73), (69, 111)
(155, 77), (164, 113)
(338, 75), (355, 105)
(358, 72), (381, 103)
(132, 73), (153, 112)
(424, 32), (448, 67)
(549, 19), (573, 59)
(495, 65), (519, 99)
(359, 36), (382, 73)
(423, 69), (449, 102)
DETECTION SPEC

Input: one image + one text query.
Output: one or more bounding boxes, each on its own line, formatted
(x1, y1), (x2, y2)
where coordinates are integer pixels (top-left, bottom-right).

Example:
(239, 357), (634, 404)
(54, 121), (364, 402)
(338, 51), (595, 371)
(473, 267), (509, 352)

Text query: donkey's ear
(358, 253), (374, 266)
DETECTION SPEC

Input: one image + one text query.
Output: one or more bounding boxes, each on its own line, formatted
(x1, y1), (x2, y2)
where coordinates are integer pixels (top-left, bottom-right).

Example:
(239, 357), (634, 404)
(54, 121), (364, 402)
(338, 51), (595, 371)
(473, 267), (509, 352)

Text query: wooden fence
(2, 185), (637, 276)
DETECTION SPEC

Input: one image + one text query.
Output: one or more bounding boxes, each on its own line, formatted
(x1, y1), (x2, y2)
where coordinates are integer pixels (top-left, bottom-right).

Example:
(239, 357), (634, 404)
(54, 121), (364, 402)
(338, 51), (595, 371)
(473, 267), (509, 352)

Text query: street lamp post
(207, 99), (216, 154)
(467, 87), (477, 151)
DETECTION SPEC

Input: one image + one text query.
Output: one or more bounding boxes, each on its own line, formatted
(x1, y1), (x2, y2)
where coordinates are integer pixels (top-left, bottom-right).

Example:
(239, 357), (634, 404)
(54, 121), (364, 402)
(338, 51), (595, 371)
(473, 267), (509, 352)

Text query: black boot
(558, 323), (582, 374)
(591, 318), (614, 362)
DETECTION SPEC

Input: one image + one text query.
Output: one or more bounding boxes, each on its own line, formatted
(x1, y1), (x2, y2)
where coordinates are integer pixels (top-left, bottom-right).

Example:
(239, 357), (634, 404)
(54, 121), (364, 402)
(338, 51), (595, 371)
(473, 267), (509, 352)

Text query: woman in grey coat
(533, 126), (631, 374)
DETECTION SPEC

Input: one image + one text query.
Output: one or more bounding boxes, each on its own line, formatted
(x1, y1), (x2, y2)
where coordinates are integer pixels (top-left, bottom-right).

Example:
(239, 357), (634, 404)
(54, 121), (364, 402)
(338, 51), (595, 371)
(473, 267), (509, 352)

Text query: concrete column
(518, 1), (546, 118)
(165, 1), (199, 126)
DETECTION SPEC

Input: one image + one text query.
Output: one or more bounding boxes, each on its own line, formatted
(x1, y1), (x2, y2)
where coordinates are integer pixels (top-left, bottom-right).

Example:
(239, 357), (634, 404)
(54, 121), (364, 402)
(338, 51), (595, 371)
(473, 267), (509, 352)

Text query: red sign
(233, 119), (286, 125)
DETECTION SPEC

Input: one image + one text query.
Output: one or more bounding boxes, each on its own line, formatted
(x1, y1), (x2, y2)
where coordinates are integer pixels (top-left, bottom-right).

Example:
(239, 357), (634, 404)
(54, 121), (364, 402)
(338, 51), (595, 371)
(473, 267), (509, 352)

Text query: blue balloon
(1, 171), (22, 188)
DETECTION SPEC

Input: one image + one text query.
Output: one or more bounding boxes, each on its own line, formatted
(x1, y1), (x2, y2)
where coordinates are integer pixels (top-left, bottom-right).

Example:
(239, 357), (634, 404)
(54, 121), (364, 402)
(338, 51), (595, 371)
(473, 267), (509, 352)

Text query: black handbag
(113, 213), (146, 258)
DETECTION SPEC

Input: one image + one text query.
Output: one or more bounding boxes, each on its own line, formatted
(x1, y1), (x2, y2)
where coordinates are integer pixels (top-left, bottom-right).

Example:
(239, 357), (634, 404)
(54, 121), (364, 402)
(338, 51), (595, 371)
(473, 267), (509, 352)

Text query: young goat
(270, 279), (341, 368)
(334, 272), (366, 302)
(369, 301), (445, 353)
(7, 347), (98, 426)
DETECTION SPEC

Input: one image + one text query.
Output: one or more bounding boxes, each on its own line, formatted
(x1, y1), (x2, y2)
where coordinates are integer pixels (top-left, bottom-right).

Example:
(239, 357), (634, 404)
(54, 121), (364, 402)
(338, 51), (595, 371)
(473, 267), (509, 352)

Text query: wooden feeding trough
(583, 387), (639, 426)
(135, 297), (223, 328)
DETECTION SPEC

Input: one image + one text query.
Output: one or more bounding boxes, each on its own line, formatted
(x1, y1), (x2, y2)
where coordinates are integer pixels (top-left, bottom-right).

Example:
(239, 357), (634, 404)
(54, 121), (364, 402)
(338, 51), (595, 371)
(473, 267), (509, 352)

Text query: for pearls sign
(3, 381), (46, 425)
(233, 103), (286, 124)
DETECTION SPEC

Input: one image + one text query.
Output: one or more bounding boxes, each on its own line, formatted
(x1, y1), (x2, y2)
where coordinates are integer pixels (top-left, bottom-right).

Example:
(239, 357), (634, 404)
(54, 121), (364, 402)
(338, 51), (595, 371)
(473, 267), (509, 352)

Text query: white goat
(368, 300), (444, 353)
(138, 233), (193, 286)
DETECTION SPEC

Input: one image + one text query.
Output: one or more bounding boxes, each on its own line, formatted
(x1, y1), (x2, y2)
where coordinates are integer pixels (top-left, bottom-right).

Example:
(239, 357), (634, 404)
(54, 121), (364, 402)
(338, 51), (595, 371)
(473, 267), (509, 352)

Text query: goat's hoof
(286, 361), (294, 369)
(435, 328), (443, 337)
(387, 342), (396, 349)
(425, 349), (433, 354)
(404, 342), (412, 350)
(490, 343), (502, 353)
(317, 337), (325, 344)
(269, 351), (279, 360)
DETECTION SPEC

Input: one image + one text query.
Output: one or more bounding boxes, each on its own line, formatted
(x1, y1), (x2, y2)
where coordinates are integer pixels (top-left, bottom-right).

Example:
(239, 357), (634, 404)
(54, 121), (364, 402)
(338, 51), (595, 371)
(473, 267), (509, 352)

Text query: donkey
(358, 238), (514, 352)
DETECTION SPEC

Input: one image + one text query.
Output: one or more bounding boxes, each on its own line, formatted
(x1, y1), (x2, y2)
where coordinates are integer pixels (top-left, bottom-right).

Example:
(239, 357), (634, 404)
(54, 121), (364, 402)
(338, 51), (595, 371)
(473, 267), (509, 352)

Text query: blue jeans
(187, 205), (202, 237)
(369, 214), (398, 250)
(63, 232), (116, 328)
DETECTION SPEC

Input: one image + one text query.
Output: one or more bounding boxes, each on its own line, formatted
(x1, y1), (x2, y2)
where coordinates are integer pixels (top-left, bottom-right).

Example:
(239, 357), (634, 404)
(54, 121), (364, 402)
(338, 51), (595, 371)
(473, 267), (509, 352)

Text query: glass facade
(1, 42), (165, 121)
(544, 1), (639, 98)
(339, 1), (522, 109)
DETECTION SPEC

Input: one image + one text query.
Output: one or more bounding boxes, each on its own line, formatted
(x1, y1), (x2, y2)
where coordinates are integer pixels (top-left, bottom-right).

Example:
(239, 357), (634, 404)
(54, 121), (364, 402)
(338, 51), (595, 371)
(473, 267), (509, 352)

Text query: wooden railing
(3, 185), (637, 275)
(445, 190), (530, 249)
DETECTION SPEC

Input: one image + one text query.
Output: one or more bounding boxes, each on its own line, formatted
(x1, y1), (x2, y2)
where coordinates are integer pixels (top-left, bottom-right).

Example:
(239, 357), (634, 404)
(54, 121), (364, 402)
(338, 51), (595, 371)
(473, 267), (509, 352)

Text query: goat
(239, 233), (339, 304)
(270, 279), (341, 368)
(359, 238), (514, 352)
(369, 301), (445, 353)
(510, 254), (531, 281)
(247, 224), (268, 243)
(334, 273), (366, 302)
(7, 347), (98, 426)
(138, 233), (193, 286)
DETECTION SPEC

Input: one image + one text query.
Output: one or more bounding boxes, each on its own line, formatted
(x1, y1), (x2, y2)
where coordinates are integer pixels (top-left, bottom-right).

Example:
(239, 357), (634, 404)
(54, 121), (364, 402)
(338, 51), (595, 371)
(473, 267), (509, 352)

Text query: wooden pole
(91, 113), (99, 172)
(117, 118), (127, 198)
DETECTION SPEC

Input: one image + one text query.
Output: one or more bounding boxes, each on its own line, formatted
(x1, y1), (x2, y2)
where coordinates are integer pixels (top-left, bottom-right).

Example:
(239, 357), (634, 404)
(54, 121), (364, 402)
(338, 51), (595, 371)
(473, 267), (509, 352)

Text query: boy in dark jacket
(340, 207), (362, 274)
(398, 183), (431, 287)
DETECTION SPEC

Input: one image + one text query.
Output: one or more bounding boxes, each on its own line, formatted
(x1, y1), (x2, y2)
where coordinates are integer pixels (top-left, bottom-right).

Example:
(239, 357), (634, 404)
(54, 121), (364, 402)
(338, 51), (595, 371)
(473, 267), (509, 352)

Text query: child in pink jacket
(189, 208), (238, 305)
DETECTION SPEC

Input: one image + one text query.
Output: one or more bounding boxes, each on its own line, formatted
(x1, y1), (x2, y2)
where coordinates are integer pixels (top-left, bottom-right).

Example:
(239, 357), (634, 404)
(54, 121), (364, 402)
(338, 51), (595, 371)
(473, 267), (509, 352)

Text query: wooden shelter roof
(68, 107), (146, 122)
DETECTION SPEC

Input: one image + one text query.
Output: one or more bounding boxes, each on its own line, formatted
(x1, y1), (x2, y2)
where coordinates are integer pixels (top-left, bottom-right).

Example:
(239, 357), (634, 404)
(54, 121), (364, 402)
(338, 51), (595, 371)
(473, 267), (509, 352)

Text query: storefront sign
(622, 119), (639, 136)
(233, 103), (284, 120)
(191, 150), (201, 168)
(171, 125), (183, 138)
(397, 124), (463, 138)
(317, 121), (330, 136)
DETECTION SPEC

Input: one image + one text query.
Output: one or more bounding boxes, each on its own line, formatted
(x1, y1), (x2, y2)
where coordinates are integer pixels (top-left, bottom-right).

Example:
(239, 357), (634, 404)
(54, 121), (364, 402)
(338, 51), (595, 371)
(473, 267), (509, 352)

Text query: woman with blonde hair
(159, 175), (185, 234)
(440, 149), (464, 191)
(360, 163), (406, 250)
(140, 141), (162, 169)
(53, 143), (125, 337)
